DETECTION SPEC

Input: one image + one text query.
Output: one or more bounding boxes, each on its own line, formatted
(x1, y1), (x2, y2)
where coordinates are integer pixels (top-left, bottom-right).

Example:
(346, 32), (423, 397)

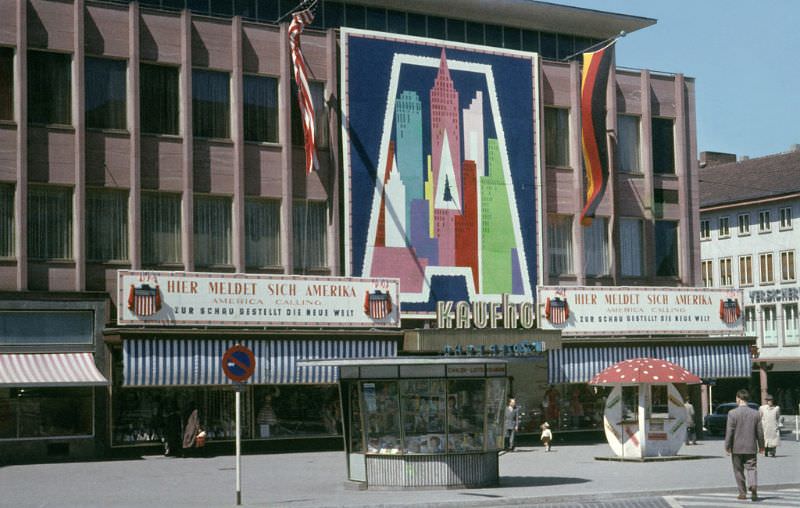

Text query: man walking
(684, 396), (697, 445)
(724, 389), (765, 501)
(503, 397), (520, 451)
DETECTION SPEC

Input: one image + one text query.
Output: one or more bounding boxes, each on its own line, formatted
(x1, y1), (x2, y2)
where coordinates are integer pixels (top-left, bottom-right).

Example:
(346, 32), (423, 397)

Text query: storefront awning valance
(547, 344), (751, 385)
(0, 352), (108, 387)
(123, 339), (398, 387)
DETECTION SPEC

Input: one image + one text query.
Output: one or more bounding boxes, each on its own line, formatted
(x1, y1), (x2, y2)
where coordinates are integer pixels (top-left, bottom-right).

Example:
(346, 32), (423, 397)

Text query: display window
(0, 387), (93, 440)
(518, 383), (608, 432)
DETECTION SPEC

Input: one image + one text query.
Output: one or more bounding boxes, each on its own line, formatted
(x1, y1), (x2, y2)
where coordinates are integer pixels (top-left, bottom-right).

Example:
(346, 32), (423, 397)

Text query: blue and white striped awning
(547, 344), (751, 385)
(123, 339), (397, 387)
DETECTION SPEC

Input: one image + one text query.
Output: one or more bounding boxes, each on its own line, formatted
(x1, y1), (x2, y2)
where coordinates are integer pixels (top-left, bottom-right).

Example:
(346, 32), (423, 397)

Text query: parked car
(703, 402), (760, 435)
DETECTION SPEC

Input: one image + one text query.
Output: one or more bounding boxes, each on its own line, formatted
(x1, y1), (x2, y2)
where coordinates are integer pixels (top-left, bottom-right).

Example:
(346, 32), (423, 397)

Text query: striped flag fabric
(579, 41), (615, 227)
(128, 284), (162, 317)
(289, 3), (319, 174)
(364, 290), (393, 320)
(720, 298), (741, 324)
(545, 297), (569, 325)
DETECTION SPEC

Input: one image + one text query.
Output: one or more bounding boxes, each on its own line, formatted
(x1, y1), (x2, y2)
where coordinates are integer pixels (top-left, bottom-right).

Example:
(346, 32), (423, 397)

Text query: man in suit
(724, 389), (765, 501)
(503, 397), (520, 451)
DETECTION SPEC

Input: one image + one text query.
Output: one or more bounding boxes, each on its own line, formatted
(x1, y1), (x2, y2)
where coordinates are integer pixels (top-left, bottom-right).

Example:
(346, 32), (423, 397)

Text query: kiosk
(298, 357), (508, 489)
(589, 358), (701, 459)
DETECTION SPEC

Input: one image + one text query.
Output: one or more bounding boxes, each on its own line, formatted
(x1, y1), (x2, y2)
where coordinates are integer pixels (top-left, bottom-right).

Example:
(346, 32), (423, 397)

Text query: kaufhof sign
(118, 270), (400, 328)
(537, 286), (743, 336)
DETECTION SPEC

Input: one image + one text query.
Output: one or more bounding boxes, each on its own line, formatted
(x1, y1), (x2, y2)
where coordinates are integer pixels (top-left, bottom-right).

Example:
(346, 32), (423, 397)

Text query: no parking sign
(222, 345), (255, 383)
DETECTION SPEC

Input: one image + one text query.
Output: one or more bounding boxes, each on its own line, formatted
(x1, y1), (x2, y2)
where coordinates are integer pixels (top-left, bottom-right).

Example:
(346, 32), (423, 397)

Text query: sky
(553, 1), (800, 160)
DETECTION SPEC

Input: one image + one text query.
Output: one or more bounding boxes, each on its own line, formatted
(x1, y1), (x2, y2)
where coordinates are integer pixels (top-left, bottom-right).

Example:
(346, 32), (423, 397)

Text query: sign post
(222, 345), (256, 506)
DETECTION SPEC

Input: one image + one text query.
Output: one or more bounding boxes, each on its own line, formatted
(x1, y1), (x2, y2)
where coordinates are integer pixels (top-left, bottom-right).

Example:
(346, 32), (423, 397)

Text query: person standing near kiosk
(503, 398), (520, 451)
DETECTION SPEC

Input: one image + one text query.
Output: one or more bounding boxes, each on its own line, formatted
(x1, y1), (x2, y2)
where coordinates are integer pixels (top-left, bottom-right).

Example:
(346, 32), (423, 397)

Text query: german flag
(579, 42), (614, 227)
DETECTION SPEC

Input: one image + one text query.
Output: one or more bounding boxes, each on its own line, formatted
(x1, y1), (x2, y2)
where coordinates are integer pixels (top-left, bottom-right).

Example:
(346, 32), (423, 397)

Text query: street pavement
(1, 436), (799, 507)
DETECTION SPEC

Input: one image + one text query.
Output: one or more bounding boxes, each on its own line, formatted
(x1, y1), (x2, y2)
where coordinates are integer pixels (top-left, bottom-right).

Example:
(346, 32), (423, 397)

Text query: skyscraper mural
(341, 29), (539, 317)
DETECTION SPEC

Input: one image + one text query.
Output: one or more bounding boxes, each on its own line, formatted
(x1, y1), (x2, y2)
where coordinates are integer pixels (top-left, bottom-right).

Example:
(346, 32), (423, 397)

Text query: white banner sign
(118, 271), (400, 328)
(537, 286), (743, 336)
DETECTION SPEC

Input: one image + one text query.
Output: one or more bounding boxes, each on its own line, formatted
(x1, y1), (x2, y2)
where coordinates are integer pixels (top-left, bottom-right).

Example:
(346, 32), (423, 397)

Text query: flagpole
(276, 0), (318, 23)
(562, 30), (626, 61)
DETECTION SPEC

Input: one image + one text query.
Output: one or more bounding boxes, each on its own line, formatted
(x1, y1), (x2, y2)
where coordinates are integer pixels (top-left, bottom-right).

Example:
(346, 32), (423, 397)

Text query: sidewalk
(1, 437), (798, 507)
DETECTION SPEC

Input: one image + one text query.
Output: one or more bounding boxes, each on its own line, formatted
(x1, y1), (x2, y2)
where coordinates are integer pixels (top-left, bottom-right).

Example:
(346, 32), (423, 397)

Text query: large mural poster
(341, 29), (540, 317)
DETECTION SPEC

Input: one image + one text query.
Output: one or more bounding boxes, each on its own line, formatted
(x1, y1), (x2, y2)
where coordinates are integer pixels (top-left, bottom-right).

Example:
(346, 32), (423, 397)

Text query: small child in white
(540, 422), (553, 452)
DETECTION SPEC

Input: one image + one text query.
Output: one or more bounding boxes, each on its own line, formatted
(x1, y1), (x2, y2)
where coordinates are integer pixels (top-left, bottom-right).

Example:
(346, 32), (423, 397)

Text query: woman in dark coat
(182, 407), (201, 456)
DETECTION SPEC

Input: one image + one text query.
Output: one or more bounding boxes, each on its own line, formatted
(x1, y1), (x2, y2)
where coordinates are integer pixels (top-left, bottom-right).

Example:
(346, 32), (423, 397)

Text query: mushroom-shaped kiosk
(589, 358), (701, 459)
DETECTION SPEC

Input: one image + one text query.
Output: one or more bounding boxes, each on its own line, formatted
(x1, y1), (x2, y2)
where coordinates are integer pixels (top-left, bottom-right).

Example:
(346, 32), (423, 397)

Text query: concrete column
(569, 60), (584, 283)
(279, 22), (293, 274)
(128, 2), (141, 269)
(180, 10), (194, 270)
(231, 16), (245, 273)
(325, 29), (340, 275)
(640, 70), (654, 279)
(73, 0), (86, 291)
(674, 74), (690, 286)
(638, 384), (648, 458)
(14, 0), (27, 290)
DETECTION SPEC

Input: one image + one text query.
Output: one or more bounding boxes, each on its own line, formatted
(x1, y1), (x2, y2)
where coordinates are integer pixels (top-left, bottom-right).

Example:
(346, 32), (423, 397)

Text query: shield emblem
(364, 290), (392, 319)
(720, 298), (741, 324)
(545, 297), (569, 325)
(128, 284), (162, 317)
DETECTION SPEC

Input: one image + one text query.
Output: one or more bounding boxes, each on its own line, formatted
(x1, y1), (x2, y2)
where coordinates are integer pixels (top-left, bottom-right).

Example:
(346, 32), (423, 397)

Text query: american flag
(720, 298), (741, 324)
(364, 290), (393, 320)
(289, 3), (319, 174)
(128, 284), (162, 317)
(545, 297), (569, 325)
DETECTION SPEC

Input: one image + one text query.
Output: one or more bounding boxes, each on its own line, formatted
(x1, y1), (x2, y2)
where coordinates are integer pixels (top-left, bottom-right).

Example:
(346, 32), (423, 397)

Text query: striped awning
(123, 339), (397, 387)
(0, 353), (108, 387)
(547, 344), (752, 385)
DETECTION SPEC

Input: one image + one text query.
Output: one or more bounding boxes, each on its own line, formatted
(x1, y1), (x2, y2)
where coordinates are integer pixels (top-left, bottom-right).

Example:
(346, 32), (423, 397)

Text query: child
(540, 422), (553, 452)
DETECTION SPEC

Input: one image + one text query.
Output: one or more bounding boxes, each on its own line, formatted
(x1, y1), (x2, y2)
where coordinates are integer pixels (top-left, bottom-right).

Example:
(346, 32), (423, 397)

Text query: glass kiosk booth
(299, 357), (508, 489)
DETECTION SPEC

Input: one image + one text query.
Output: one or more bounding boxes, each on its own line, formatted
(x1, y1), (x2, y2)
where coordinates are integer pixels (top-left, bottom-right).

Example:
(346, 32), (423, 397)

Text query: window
(1, 387), (93, 439)
(739, 255), (753, 286)
(140, 63), (179, 135)
(293, 200), (328, 271)
(762, 305), (777, 346)
(245, 198), (281, 268)
(0, 183), (13, 257)
(701, 260), (713, 287)
(27, 185), (72, 260)
(193, 69), (230, 139)
(0, 310), (93, 345)
(652, 117), (674, 174)
(0, 47), (13, 120)
(784, 304), (799, 345)
(700, 219), (710, 240)
(779, 206), (792, 229)
(619, 218), (643, 277)
(243, 75), (278, 143)
(194, 195), (232, 267)
(780, 250), (796, 282)
(719, 257), (732, 286)
(616, 115), (641, 173)
(86, 189), (128, 262)
(654, 220), (679, 277)
(718, 217), (729, 238)
(28, 51), (71, 125)
(744, 306), (756, 335)
(738, 213), (750, 235)
(85, 57), (127, 130)
(759, 252), (774, 284)
(583, 217), (608, 276)
(544, 107), (569, 168)
(291, 80), (328, 148)
(547, 214), (573, 276)
(141, 192), (181, 265)
(758, 210), (771, 232)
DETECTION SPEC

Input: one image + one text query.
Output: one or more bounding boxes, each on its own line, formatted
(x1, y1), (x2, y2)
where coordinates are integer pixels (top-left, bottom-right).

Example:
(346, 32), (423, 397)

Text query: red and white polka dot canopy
(588, 358), (702, 386)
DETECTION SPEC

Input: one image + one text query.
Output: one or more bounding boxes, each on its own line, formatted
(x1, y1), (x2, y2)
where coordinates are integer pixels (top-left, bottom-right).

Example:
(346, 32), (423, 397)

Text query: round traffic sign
(222, 345), (256, 383)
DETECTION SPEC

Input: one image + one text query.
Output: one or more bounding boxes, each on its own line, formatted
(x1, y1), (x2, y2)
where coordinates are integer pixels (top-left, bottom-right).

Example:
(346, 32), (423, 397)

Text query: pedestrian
(759, 394), (781, 457)
(724, 389), (765, 501)
(540, 422), (553, 451)
(503, 397), (520, 451)
(257, 388), (279, 438)
(684, 396), (697, 445)
(182, 405), (204, 457)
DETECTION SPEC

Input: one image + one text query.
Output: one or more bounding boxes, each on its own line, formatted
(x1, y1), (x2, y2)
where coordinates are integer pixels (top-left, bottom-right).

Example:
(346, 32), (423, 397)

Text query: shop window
(28, 51), (71, 125)
(621, 386), (638, 421)
(194, 195), (232, 268)
(547, 214), (573, 276)
(0, 183), (13, 258)
(27, 185), (73, 260)
(616, 114), (641, 173)
(87, 189), (129, 262)
(446, 379), (486, 452)
(583, 217), (609, 276)
(293, 200), (328, 272)
(85, 57), (127, 130)
(253, 385), (340, 438)
(193, 69), (230, 139)
(141, 192), (182, 266)
(739, 255), (753, 286)
(652, 117), (674, 174)
(140, 63), (179, 135)
(650, 385), (668, 416)
(245, 198), (281, 268)
(243, 74), (278, 143)
(0, 47), (13, 121)
(784, 304), (799, 345)
(400, 379), (446, 453)
(544, 107), (570, 168)
(738, 213), (750, 235)
(1, 387), (93, 439)
(0, 310), (93, 345)
(363, 381), (401, 453)
(619, 218), (643, 277)
(291, 80), (328, 148)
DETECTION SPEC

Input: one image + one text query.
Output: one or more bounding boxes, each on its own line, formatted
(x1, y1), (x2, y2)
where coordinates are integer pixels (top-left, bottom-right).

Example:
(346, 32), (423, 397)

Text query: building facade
(699, 148), (800, 413)
(0, 0), (747, 462)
